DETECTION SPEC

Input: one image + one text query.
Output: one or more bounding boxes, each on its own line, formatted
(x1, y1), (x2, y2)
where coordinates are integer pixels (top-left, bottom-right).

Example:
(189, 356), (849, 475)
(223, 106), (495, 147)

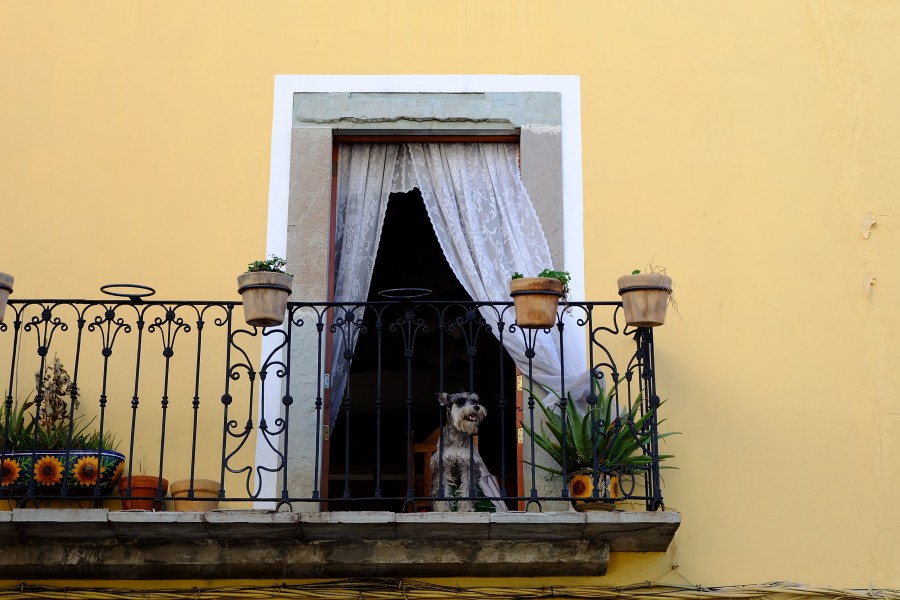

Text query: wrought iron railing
(0, 288), (669, 512)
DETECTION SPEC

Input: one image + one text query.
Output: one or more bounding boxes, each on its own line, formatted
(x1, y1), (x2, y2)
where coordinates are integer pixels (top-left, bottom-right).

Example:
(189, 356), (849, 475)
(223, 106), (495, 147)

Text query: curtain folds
(330, 142), (587, 426)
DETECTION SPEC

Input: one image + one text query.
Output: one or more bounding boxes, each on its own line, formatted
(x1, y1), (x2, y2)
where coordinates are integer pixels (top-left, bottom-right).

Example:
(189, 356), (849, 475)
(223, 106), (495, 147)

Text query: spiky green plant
(521, 376), (676, 477)
(1, 357), (119, 453)
(1, 397), (119, 453)
(0, 399), (119, 452)
(0, 395), (35, 452)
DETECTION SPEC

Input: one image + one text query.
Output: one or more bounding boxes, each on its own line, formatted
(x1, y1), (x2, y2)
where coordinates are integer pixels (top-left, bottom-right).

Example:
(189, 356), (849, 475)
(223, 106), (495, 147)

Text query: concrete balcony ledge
(1, 509), (680, 579)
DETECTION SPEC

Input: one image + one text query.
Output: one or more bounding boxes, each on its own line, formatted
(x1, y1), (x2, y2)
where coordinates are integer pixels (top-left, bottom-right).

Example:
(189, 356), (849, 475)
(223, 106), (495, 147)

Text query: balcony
(0, 291), (680, 578)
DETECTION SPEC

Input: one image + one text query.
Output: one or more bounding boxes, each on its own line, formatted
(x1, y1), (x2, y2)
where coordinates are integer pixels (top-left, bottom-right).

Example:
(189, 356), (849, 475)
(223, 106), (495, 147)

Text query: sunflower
(110, 460), (124, 484)
(34, 455), (64, 486)
(1, 458), (22, 486)
(72, 456), (100, 486)
(569, 473), (593, 499)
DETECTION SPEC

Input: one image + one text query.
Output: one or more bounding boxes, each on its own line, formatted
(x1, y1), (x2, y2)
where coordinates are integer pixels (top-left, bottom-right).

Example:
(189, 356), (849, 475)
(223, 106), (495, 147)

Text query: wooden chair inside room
(411, 427), (479, 512)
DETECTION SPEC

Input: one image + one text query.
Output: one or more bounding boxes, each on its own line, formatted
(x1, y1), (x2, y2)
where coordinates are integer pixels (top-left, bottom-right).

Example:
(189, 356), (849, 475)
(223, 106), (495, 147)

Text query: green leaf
(519, 375), (679, 474)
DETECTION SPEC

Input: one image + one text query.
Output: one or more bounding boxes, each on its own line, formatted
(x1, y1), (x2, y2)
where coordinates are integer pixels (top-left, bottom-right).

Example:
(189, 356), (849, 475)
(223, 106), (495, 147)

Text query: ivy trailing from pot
(509, 269), (571, 329)
(237, 255), (294, 327)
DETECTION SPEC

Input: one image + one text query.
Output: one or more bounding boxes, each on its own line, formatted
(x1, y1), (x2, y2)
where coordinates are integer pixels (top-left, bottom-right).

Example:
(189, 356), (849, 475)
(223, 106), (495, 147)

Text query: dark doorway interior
(327, 189), (517, 511)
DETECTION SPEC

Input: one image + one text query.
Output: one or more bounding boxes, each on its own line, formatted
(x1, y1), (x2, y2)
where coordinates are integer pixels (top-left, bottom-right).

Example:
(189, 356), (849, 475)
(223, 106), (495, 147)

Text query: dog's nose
(472, 403), (481, 411)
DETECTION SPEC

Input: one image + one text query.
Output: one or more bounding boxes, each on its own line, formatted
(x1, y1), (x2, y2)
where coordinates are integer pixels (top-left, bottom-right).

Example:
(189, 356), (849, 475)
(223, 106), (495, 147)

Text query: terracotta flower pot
(569, 470), (619, 512)
(509, 277), (563, 329)
(118, 475), (168, 511)
(617, 273), (673, 327)
(169, 478), (220, 512)
(237, 271), (293, 327)
(0, 272), (13, 324)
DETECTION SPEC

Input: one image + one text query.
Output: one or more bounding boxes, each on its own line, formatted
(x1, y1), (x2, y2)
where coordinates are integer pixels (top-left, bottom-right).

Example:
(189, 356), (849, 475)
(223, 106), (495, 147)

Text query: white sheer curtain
(330, 144), (401, 416)
(330, 142), (587, 426)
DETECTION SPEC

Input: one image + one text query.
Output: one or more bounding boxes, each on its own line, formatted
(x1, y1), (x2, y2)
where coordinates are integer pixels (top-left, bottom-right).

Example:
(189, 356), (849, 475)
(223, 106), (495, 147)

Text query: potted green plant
(237, 255), (294, 327)
(0, 272), (12, 324)
(617, 268), (673, 327)
(521, 376), (675, 510)
(509, 269), (571, 329)
(0, 356), (124, 502)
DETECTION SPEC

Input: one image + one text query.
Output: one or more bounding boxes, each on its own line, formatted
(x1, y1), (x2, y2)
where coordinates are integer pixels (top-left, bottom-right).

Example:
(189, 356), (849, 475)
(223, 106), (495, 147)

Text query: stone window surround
(258, 75), (585, 503)
(286, 90), (569, 298)
(264, 75), (585, 298)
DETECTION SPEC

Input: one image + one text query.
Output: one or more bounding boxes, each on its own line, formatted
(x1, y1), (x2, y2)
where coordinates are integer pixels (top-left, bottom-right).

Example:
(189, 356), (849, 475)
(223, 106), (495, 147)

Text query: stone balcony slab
(0, 511), (13, 538)
(301, 510), (396, 540)
(205, 509), (301, 539)
(1, 508), (680, 578)
(108, 510), (208, 540)
(396, 511), (490, 540)
(583, 510), (682, 551)
(488, 510), (585, 540)
(11, 508), (115, 540)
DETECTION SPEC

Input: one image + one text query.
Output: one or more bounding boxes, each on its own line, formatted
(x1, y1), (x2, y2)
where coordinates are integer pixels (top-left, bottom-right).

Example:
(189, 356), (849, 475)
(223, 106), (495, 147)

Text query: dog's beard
(450, 406), (485, 435)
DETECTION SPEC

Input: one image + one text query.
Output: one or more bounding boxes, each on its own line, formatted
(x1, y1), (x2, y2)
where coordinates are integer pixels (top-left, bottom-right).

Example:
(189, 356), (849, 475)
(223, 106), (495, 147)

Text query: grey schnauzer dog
(430, 391), (506, 512)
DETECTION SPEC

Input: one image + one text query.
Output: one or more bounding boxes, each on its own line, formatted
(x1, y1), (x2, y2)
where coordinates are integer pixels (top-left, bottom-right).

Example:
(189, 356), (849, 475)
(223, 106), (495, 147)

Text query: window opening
(327, 189), (517, 512)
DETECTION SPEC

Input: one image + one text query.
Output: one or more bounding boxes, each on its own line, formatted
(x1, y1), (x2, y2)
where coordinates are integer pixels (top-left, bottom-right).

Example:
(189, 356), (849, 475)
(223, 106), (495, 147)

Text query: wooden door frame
(322, 134), (522, 508)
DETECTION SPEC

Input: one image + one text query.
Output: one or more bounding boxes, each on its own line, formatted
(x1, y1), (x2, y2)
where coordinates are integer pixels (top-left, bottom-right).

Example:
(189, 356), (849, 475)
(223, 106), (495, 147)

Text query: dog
(430, 391), (507, 512)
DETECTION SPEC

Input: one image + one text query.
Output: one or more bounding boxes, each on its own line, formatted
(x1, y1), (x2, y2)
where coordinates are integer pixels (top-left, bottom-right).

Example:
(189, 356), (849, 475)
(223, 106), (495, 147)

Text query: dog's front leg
(456, 467), (476, 512)
(430, 455), (453, 512)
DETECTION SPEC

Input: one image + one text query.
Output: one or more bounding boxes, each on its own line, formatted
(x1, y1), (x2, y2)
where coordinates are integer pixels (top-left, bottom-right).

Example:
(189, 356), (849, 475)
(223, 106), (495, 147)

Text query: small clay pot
(169, 478), (220, 511)
(509, 277), (563, 329)
(118, 475), (168, 511)
(617, 273), (673, 327)
(237, 271), (293, 327)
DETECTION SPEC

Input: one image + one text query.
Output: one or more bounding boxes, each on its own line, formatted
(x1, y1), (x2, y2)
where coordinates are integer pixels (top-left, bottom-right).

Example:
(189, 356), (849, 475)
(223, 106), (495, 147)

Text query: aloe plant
(521, 376), (676, 477)
(1, 395), (35, 451)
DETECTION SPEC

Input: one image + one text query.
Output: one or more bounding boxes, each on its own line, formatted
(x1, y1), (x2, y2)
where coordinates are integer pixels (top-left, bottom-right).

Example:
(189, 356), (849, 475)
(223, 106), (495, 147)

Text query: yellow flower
(569, 473), (593, 499)
(609, 475), (620, 498)
(110, 461), (124, 484)
(34, 455), (64, 486)
(73, 456), (100, 486)
(1, 458), (21, 486)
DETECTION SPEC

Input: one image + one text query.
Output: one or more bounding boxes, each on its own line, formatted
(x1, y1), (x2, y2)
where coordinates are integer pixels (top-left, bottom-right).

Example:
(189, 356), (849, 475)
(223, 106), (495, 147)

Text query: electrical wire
(0, 581), (898, 600)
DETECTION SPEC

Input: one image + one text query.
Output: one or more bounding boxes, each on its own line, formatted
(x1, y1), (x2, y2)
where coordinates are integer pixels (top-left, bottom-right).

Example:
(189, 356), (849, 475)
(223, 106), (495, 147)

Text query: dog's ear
(437, 392), (450, 407)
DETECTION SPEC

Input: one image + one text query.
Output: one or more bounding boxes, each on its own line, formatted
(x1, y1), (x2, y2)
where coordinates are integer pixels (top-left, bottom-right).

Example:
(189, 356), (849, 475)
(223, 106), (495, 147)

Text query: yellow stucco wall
(2, 0), (899, 591)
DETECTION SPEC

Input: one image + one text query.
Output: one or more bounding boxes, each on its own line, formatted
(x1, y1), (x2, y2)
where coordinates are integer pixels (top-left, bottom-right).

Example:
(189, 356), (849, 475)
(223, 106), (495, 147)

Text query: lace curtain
(330, 144), (400, 423)
(331, 142), (587, 426)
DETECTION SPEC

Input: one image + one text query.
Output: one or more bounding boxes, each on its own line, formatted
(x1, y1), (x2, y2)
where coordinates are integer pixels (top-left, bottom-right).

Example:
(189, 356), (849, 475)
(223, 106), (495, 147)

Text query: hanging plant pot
(169, 478), (220, 512)
(617, 273), (673, 327)
(509, 277), (563, 329)
(569, 470), (619, 512)
(0, 272), (13, 324)
(118, 475), (169, 511)
(237, 271), (293, 327)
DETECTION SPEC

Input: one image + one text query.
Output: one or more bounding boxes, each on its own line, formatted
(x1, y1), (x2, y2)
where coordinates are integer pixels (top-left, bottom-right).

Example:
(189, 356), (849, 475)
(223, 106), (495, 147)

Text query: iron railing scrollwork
(0, 294), (670, 512)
